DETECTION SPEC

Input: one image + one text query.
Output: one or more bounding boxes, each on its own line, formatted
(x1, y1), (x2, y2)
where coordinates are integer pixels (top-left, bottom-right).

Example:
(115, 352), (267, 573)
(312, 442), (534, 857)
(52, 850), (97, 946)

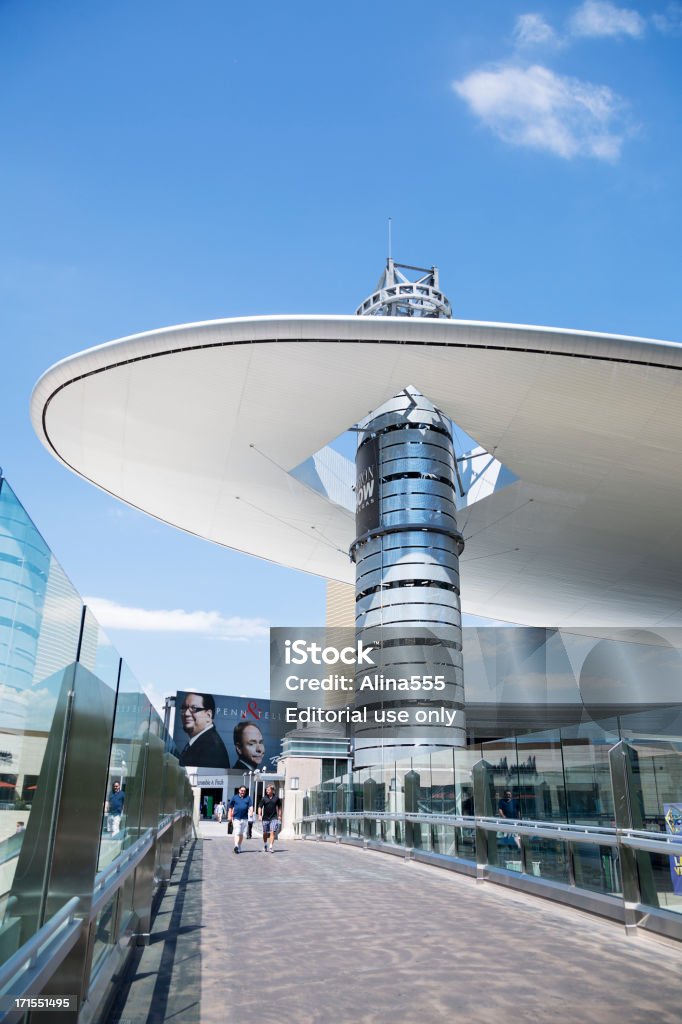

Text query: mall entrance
(200, 787), (224, 819)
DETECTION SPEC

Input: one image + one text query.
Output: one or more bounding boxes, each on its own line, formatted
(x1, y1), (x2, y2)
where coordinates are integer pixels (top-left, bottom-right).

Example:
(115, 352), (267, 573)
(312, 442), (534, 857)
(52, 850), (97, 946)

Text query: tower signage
(355, 434), (379, 536)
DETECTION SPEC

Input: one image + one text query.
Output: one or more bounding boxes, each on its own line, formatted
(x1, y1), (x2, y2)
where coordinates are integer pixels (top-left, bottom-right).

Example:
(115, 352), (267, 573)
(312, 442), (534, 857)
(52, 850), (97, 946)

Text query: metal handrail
(0, 897), (81, 1015)
(619, 830), (682, 854)
(0, 834), (24, 869)
(298, 811), (682, 857)
(90, 829), (155, 920)
(89, 810), (189, 920)
(157, 812), (176, 836)
(474, 815), (620, 847)
(0, 809), (192, 1016)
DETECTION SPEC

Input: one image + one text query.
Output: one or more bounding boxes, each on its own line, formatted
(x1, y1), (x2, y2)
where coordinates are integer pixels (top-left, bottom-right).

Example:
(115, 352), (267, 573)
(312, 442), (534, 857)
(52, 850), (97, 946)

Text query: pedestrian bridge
(106, 822), (682, 1024)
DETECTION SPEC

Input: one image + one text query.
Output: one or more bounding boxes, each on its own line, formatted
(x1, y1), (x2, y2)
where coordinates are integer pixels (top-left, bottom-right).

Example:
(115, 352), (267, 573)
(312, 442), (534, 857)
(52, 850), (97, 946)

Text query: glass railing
(0, 474), (194, 1015)
(300, 725), (682, 943)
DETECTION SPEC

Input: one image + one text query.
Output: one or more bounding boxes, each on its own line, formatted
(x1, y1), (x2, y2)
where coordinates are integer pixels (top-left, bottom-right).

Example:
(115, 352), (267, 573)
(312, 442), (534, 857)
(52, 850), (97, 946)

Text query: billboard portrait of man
(232, 720), (266, 771)
(178, 692), (230, 769)
(174, 692), (288, 773)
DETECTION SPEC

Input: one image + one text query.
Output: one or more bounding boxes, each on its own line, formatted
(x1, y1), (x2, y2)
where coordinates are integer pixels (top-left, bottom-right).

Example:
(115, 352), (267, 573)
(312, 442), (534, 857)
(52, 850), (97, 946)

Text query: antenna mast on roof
(356, 248), (452, 320)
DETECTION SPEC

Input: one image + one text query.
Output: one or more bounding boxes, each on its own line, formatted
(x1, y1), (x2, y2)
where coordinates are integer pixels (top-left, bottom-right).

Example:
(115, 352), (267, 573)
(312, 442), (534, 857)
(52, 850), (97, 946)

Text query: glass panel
(514, 730), (566, 823)
(393, 755), (412, 822)
(572, 843), (622, 895)
(524, 836), (571, 884)
(481, 737), (521, 820)
(79, 608), (120, 691)
(0, 481), (84, 960)
(622, 735), (682, 913)
(430, 748), (455, 815)
(411, 751), (432, 814)
(455, 825), (476, 861)
(99, 667), (150, 873)
(633, 849), (682, 914)
(562, 722), (618, 827)
(379, 762), (398, 845)
(494, 820), (523, 869)
(116, 688), (153, 937)
(149, 709), (168, 827)
(626, 738), (682, 833)
(454, 748), (477, 816)
(431, 823), (455, 854)
(91, 893), (118, 972)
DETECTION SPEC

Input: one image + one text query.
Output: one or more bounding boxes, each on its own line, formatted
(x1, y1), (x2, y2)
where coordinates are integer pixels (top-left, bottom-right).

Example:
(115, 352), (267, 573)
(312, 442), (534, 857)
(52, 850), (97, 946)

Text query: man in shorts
(258, 783), (282, 852)
(228, 786), (253, 854)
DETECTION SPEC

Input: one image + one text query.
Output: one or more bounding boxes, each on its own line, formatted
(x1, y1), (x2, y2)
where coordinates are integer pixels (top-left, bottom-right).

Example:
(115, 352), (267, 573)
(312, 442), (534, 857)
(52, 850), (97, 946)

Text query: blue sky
(2, 0), (681, 711)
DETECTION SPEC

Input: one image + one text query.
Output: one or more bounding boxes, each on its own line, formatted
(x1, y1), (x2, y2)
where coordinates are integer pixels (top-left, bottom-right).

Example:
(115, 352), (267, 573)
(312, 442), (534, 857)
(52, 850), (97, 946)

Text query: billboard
(174, 691), (289, 774)
(664, 804), (682, 895)
(355, 434), (379, 537)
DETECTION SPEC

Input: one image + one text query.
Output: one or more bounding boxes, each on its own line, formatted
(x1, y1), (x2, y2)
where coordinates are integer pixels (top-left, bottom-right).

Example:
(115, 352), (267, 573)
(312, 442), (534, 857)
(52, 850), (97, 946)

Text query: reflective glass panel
(98, 665), (150, 872)
(0, 482), (83, 959)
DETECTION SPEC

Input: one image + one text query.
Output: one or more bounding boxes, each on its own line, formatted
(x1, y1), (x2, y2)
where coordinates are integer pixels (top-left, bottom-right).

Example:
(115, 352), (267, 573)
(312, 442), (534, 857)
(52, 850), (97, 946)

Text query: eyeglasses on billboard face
(181, 704), (208, 715)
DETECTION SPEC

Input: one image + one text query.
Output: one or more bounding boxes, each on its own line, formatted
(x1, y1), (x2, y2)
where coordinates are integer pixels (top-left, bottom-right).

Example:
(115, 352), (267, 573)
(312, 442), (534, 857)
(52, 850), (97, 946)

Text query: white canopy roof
(31, 315), (682, 627)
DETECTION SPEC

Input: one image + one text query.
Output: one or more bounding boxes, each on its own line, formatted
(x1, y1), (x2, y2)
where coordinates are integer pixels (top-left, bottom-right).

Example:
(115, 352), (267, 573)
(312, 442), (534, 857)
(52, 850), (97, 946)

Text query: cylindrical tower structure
(350, 387), (466, 767)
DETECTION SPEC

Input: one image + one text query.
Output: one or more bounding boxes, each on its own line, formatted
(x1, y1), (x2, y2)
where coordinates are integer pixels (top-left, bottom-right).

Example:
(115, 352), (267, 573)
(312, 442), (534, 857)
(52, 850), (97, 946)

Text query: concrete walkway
(107, 823), (682, 1024)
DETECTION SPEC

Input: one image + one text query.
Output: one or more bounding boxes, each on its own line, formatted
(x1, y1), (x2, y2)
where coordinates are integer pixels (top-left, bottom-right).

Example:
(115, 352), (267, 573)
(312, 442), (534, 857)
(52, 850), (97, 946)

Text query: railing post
(472, 760), (496, 880)
(609, 740), (657, 933)
(404, 771), (421, 849)
(336, 785), (347, 836)
(363, 778), (377, 840)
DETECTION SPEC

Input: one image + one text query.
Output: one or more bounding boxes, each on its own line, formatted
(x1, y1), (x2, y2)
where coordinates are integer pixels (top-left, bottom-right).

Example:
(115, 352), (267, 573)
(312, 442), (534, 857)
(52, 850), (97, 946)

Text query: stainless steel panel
(381, 427), (455, 449)
(380, 495), (458, 517)
(379, 458), (455, 482)
(472, 759), (499, 876)
(380, 508), (459, 530)
(359, 604), (461, 628)
(359, 531), (457, 557)
(26, 664), (116, 1014)
(356, 547), (461, 575)
(131, 727), (164, 940)
(609, 741), (647, 927)
(156, 755), (178, 880)
(357, 585), (460, 609)
(382, 478), (456, 502)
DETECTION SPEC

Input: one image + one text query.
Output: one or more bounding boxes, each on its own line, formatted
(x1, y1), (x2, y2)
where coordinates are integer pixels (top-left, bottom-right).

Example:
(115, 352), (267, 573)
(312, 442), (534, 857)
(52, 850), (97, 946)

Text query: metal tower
(355, 258), (452, 318)
(351, 262), (465, 767)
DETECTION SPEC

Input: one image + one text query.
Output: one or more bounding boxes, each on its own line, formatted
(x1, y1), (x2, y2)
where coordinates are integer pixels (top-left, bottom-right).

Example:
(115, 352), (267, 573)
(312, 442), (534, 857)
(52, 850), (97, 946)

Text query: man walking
(498, 789), (521, 850)
(258, 783), (282, 853)
(227, 786), (253, 854)
(105, 781), (125, 837)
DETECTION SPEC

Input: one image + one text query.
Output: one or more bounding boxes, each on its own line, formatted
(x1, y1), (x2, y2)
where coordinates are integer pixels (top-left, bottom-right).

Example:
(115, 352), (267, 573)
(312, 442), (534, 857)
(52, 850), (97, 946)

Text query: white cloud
(0, 683), (61, 732)
(514, 13), (560, 47)
(652, 2), (682, 34)
(569, 0), (645, 38)
(84, 596), (269, 640)
(140, 680), (168, 719)
(453, 63), (629, 160)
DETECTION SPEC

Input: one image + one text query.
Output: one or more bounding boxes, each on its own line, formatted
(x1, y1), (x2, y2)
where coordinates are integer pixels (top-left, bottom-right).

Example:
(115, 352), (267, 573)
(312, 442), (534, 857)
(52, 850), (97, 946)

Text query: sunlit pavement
(108, 831), (682, 1024)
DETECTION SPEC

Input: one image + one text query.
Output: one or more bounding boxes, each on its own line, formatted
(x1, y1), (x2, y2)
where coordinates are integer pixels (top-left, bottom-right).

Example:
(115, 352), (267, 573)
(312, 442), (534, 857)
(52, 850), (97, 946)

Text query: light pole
(162, 695), (175, 740)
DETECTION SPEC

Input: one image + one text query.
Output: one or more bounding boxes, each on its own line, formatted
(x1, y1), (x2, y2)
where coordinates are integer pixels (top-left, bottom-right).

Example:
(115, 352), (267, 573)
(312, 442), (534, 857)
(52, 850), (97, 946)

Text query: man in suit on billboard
(178, 692), (230, 769)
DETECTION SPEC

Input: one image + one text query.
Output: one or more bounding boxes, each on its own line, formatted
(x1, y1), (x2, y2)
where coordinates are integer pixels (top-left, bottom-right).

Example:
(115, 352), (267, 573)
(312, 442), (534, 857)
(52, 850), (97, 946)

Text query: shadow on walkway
(107, 840), (201, 1024)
